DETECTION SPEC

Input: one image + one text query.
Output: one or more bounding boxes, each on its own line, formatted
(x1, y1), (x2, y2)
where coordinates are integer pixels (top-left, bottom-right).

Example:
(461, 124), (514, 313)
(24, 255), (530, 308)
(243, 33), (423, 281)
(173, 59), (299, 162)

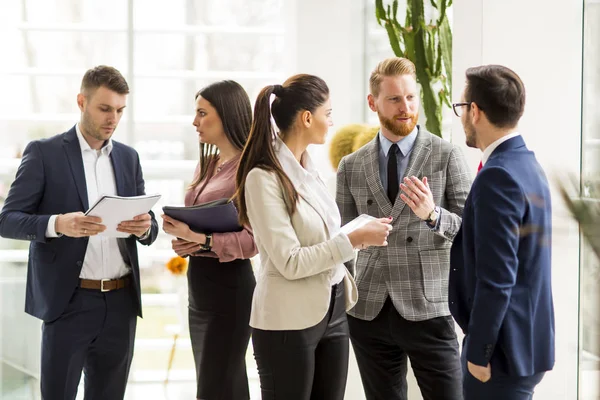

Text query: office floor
(4, 381), (263, 400)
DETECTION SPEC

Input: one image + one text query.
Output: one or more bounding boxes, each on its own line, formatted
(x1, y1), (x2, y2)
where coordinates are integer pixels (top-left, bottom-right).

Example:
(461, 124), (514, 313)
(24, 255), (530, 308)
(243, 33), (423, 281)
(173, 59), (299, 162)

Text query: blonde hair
(369, 57), (416, 97)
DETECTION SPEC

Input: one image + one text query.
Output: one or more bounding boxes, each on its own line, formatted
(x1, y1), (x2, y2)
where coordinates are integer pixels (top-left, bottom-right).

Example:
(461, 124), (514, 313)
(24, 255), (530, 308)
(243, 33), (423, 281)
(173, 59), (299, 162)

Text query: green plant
(559, 178), (600, 260)
(375, 0), (452, 137)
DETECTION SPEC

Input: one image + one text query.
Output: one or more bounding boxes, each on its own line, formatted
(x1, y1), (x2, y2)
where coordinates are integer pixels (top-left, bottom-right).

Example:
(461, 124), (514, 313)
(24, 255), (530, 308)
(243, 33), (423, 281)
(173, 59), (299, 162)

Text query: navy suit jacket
(449, 135), (555, 377)
(0, 126), (158, 322)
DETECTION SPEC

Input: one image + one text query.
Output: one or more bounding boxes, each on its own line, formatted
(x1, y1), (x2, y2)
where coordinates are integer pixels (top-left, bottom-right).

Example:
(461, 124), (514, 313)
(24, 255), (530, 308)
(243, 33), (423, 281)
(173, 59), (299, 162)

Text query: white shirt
(46, 124), (130, 279)
(275, 138), (346, 285)
(481, 132), (521, 166)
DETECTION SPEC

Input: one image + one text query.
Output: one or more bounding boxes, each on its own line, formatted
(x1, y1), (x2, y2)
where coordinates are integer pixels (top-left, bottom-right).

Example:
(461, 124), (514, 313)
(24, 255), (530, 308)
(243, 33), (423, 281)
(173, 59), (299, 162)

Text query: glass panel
(579, 0), (600, 399)
(133, 0), (283, 28)
(0, 0), (283, 395)
(0, 32), (128, 70)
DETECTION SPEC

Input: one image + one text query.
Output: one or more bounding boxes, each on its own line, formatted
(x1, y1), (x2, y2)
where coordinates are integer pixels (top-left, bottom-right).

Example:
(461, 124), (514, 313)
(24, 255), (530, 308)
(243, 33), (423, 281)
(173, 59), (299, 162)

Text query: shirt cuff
(46, 215), (61, 238)
(137, 227), (151, 240)
(426, 206), (442, 231)
(331, 232), (356, 264)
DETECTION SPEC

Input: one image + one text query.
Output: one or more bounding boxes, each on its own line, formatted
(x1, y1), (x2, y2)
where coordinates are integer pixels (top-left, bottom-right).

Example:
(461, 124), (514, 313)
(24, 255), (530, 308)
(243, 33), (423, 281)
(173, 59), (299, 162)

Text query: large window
(0, 0), (284, 397)
(579, 0), (600, 398)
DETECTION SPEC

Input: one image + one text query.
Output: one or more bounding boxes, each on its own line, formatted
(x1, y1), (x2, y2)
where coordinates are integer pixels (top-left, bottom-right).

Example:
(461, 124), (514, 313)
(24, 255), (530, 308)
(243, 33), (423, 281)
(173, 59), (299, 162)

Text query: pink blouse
(184, 155), (258, 263)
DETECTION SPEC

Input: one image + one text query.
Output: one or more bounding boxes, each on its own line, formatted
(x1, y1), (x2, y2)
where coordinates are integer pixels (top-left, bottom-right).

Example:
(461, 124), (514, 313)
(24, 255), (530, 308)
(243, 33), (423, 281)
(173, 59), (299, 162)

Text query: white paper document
(85, 194), (162, 238)
(340, 214), (377, 235)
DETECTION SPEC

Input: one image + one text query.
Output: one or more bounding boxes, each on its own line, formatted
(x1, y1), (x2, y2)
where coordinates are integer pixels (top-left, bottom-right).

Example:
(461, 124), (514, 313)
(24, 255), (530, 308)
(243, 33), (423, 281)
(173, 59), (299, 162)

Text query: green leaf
(437, 0), (447, 26)
(375, 0), (386, 24)
(434, 39), (442, 76)
(440, 17), (452, 91)
(393, 0), (399, 19)
(430, 0), (438, 9)
(401, 30), (416, 64)
(385, 22), (404, 57)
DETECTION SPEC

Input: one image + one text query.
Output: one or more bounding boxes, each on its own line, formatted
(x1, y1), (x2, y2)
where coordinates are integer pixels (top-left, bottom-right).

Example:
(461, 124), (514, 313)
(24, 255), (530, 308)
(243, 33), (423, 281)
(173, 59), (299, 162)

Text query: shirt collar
(274, 136), (319, 187)
(75, 123), (113, 155)
(378, 125), (419, 157)
(481, 132), (520, 165)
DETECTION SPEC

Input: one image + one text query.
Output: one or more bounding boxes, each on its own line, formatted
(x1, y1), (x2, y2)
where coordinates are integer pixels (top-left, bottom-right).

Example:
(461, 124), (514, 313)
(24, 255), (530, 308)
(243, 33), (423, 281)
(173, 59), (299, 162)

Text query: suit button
(406, 237), (413, 243)
(76, 261), (83, 267)
(367, 199), (373, 205)
(31, 235), (36, 240)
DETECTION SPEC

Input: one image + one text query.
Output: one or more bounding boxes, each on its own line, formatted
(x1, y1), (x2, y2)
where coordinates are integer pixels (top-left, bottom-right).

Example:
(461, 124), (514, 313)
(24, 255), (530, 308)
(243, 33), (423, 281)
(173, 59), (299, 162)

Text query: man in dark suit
(0, 65), (159, 399)
(449, 64), (555, 399)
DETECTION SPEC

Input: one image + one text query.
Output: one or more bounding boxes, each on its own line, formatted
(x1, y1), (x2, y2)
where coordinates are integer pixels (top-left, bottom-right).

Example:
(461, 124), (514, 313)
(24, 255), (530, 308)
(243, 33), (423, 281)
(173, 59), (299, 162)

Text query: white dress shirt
(46, 124), (130, 279)
(275, 138), (346, 285)
(481, 132), (521, 166)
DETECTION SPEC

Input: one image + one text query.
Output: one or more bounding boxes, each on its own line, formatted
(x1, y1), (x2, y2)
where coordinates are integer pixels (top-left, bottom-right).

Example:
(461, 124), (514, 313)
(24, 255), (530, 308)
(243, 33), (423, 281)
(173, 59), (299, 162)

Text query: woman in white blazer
(235, 74), (393, 400)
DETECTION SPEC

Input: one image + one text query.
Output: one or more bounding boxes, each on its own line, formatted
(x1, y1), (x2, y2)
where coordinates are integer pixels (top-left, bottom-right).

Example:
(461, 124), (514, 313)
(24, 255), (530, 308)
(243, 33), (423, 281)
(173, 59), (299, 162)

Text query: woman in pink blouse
(161, 80), (258, 400)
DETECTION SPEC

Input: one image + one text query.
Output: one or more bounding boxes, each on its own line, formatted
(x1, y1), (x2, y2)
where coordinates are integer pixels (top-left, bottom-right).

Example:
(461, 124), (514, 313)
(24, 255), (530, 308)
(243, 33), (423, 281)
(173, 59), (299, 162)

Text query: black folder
(162, 198), (242, 234)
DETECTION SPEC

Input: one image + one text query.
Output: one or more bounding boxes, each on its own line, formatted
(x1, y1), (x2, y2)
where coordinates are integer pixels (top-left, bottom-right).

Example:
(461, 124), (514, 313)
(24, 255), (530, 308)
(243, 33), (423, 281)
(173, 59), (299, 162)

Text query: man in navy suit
(449, 65), (555, 399)
(0, 65), (158, 399)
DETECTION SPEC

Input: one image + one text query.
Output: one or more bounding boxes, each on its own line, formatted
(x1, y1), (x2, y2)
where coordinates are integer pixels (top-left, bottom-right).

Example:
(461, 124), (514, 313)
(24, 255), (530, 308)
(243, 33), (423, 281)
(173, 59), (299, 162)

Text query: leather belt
(80, 276), (131, 292)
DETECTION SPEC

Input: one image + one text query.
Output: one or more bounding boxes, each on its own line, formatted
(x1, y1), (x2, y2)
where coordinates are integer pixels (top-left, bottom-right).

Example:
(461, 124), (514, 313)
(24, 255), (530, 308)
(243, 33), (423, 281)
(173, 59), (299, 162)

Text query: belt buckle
(101, 279), (110, 292)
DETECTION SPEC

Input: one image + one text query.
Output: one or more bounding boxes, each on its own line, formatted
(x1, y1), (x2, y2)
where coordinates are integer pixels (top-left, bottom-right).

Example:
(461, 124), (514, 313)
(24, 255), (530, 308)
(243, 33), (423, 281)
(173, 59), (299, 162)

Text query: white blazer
(245, 143), (358, 331)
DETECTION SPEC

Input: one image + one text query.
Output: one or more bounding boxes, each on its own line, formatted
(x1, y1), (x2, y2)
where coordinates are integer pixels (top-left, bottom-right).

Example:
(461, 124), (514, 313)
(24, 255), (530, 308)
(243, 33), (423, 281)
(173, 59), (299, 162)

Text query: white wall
(452, 1), (584, 398)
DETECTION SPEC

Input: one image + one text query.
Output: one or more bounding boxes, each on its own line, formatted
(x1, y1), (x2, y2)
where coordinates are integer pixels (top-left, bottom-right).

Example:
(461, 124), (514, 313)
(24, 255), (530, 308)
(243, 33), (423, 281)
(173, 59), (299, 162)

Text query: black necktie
(387, 144), (399, 204)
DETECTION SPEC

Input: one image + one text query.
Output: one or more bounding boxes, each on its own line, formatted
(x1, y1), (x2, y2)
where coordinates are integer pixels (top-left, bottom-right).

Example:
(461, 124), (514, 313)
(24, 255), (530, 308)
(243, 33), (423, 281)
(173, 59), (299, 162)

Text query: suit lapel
(391, 128), (432, 219)
(295, 182), (331, 234)
(109, 144), (126, 196)
(63, 127), (89, 210)
(364, 137), (394, 216)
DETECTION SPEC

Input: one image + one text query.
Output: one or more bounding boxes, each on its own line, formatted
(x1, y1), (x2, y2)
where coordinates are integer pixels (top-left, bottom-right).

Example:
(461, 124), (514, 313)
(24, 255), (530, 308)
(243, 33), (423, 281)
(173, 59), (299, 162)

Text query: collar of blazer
(274, 137), (336, 235)
(63, 125), (127, 210)
(363, 127), (433, 220)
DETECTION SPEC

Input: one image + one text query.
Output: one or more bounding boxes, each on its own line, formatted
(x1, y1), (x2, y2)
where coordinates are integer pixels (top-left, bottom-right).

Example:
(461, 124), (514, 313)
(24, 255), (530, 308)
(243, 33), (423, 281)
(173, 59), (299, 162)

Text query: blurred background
(0, 0), (598, 399)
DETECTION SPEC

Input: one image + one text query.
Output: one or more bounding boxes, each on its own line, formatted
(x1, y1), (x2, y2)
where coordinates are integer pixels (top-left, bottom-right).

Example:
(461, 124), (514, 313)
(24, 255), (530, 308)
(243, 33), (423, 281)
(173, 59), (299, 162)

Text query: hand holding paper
(117, 213), (152, 237)
(56, 212), (106, 238)
(342, 214), (393, 249)
(84, 194), (161, 238)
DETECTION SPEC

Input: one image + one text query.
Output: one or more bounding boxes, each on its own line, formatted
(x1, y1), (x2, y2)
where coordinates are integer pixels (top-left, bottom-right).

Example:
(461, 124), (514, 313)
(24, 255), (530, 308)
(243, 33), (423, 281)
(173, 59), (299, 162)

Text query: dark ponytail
(235, 74), (330, 226)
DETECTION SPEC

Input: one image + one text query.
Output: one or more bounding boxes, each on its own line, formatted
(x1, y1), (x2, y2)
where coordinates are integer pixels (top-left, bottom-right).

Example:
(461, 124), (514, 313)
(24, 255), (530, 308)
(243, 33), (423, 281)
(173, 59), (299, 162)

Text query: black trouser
(188, 256), (255, 400)
(41, 284), (137, 400)
(252, 283), (349, 400)
(461, 336), (545, 400)
(348, 297), (463, 400)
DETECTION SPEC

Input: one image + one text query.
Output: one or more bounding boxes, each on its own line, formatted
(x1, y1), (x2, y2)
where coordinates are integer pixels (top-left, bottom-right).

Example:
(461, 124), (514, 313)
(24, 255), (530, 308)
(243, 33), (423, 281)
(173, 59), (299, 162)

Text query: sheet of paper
(85, 194), (161, 238)
(340, 214), (377, 235)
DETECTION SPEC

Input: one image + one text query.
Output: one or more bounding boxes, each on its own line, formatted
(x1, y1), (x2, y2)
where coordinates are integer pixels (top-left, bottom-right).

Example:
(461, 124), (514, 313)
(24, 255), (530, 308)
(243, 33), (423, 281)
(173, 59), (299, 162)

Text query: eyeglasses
(452, 102), (470, 117)
(452, 101), (484, 117)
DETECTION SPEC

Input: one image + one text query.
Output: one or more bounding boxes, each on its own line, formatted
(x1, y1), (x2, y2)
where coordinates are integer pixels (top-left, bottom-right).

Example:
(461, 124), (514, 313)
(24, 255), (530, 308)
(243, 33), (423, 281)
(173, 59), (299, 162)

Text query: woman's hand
(161, 214), (206, 245)
(161, 214), (193, 241)
(347, 217), (393, 249)
(171, 238), (202, 257)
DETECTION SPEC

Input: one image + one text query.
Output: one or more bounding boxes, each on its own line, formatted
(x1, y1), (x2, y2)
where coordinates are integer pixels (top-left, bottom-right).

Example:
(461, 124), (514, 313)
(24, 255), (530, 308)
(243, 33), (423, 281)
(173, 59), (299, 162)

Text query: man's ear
(77, 93), (86, 112)
(471, 102), (482, 124)
(367, 94), (377, 112)
(301, 110), (312, 128)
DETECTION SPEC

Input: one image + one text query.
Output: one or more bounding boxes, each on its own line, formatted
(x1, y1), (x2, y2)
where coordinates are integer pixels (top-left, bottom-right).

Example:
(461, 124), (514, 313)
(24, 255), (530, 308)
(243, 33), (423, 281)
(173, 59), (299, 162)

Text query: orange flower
(166, 256), (188, 275)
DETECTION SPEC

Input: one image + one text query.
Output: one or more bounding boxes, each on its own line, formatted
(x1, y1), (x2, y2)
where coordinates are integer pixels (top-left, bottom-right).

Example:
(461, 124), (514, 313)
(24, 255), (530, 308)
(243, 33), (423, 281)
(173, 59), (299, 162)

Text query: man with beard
(449, 65), (554, 399)
(336, 57), (472, 400)
(0, 65), (159, 399)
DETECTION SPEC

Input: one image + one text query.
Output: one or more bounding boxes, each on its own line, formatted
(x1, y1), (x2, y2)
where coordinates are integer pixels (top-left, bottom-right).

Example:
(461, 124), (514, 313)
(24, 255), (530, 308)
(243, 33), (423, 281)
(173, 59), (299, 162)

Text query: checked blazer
(336, 127), (472, 321)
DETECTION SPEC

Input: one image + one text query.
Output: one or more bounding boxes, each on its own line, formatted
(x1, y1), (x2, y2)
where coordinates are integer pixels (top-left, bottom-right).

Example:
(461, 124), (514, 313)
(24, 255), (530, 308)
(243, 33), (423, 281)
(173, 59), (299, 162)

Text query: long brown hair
(235, 74), (330, 226)
(190, 80), (252, 189)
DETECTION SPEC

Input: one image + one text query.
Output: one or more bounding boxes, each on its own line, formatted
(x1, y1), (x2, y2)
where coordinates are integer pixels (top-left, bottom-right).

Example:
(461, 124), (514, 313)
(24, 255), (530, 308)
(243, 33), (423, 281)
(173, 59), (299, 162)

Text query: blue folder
(162, 198), (242, 234)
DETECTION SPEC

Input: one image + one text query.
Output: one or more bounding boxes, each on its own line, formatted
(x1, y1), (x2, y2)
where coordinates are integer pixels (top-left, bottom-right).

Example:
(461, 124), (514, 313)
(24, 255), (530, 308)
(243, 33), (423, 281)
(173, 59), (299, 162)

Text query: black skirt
(187, 256), (256, 400)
